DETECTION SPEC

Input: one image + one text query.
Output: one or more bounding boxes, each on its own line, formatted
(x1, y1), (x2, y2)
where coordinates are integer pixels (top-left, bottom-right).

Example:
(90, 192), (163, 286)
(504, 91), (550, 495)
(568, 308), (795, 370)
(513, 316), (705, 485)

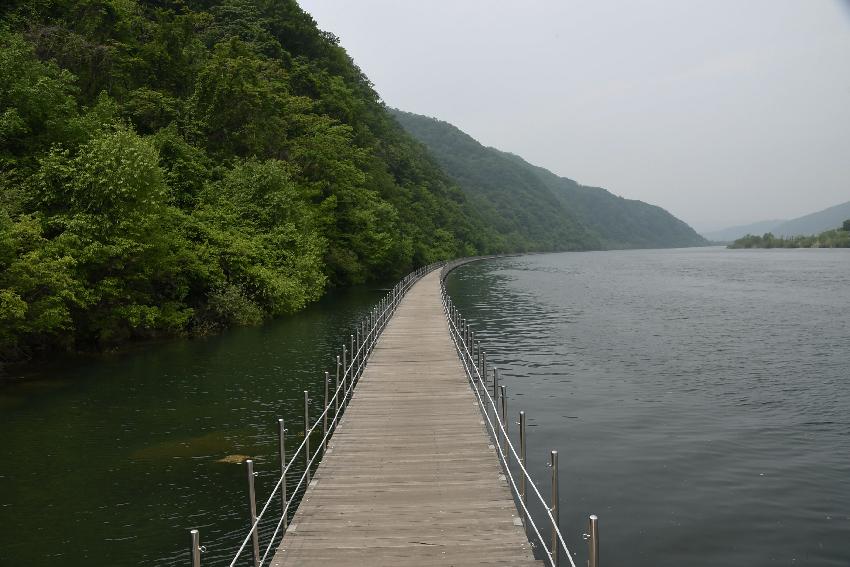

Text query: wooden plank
(270, 271), (539, 566)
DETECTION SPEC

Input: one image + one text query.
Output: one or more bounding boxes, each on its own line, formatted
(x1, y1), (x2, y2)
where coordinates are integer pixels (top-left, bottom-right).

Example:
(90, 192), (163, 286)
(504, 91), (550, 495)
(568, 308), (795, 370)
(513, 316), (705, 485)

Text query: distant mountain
(704, 200), (850, 242)
(702, 220), (786, 243)
(772, 201), (850, 237)
(391, 110), (706, 250)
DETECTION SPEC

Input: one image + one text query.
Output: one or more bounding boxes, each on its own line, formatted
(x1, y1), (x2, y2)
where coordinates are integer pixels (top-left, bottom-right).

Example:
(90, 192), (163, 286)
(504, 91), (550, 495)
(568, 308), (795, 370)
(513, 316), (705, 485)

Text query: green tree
(0, 33), (79, 176)
(193, 159), (326, 325)
(0, 0), (503, 362)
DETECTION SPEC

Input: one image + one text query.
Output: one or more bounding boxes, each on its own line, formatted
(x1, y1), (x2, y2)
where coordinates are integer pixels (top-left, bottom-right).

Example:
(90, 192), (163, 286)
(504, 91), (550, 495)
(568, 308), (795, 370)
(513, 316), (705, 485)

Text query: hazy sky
(299, 1), (850, 232)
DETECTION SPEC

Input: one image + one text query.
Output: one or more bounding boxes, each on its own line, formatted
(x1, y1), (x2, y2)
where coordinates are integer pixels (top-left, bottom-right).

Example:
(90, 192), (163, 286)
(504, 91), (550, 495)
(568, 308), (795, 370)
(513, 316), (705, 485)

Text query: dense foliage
(0, 0), (503, 361)
(729, 222), (850, 249)
(391, 111), (598, 251)
(392, 110), (707, 250)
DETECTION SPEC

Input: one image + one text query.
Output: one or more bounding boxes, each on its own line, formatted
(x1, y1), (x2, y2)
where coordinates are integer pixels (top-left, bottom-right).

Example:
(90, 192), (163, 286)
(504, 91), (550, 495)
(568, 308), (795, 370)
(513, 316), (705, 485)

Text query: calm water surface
(0, 285), (385, 566)
(3, 248), (848, 566)
(445, 248), (850, 567)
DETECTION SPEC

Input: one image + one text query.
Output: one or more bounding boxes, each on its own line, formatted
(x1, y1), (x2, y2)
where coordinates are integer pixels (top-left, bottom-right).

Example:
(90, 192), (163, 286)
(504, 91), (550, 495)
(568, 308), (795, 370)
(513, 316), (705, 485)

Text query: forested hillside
(0, 0), (505, 361)
(729, 220), (850, 249)
(392, 110), (707, 250)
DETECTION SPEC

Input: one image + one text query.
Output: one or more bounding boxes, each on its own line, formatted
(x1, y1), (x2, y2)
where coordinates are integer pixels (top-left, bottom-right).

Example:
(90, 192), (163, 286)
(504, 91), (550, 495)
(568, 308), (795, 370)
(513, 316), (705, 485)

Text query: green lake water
(4, 247), (849, 567)
(0, 284), (386, 566)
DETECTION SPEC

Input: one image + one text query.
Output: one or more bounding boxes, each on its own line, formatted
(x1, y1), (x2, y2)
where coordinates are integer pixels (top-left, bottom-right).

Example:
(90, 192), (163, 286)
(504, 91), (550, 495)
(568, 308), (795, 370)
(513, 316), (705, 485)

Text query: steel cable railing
(187, 257), (601, 567)
(445, 316), (561, 566)
(187, 261), (445, 567)
(439, 259), (600, 567)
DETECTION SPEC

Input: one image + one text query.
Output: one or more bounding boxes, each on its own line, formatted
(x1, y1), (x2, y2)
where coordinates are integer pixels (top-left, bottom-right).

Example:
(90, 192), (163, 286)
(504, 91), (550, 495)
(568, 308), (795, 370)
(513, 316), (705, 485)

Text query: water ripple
(447, 248), (850, 567)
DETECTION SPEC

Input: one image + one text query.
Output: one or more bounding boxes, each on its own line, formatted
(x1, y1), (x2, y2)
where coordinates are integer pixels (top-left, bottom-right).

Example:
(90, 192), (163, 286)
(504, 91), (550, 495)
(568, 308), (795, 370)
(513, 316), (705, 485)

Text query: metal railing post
(341, 345), (348, 406)
(588, 515), (599, 567)
(355, 327), (361, 378)
(350, 334), (355, 386)
(499, 384), (507, 461)
(519, 411), (527, 529)
(278, 418), (287, 528)
(335, 356), (340, 414)
(550, 450), (559, 566)
(323, 371), (329, 451)
(190, 529), (201, 567)
(494, 366), (499, 402)
(304, 391), (311, 484)
(246, 459), (260, 567)
(482, 352), (487, 387)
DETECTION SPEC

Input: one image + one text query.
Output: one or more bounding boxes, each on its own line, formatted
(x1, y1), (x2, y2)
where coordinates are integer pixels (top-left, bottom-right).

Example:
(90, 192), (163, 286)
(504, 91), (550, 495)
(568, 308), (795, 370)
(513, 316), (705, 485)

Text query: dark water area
(445, 247), (850, 567)
(0, 284), (386, 566)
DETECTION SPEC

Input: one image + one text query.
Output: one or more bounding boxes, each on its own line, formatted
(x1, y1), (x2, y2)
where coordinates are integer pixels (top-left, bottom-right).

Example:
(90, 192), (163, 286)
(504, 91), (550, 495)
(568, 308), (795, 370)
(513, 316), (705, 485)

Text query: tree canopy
(0, 0), (503, 361)
(729, 224), (850, 249)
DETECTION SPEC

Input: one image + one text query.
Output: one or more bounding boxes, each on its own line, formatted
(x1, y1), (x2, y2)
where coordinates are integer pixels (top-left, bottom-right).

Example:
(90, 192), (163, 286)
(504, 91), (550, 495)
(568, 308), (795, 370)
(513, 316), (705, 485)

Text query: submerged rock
(216, 454), (251, 464)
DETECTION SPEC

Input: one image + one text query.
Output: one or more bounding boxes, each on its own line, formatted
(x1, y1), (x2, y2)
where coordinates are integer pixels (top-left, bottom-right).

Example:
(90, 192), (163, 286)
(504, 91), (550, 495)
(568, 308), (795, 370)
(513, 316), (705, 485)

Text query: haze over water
(445, 248), (850, 566)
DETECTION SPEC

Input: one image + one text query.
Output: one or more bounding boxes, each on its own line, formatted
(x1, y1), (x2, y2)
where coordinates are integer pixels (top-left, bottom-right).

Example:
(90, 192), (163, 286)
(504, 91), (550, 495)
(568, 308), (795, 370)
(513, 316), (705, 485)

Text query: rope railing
(186, 261), (445, 567)
(439, 259), (600, 567)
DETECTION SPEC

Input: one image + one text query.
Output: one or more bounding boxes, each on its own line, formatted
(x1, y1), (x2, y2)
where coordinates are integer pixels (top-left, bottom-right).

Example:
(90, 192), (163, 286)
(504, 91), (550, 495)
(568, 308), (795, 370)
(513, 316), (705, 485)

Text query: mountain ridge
(391, 109), (707, 250)
(703, 200), (850, 241)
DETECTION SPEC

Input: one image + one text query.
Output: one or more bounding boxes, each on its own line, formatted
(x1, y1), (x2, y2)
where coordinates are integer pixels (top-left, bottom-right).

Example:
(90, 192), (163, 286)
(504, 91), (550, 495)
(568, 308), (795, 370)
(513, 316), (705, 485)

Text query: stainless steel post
(335, 356), (340, 413)
(362, 320), (367, 364)
(350, 334), (355, 385)
(588, 515), (599, 567)
(278, 419), (287, 528)
(519, 411), (527, 528)
(355, 328), (361, 377)
(550, 450), (559, 566)
(341, 345), (348, 405)
(499, 384), (507, 461)
(494, 367), (499, 405)
(246, 459), (260, 567)
(304, 391), (311, 484)
(482, 352), (487, 387)
(190, 529), (201, 567)
(323, 371), (329, 451)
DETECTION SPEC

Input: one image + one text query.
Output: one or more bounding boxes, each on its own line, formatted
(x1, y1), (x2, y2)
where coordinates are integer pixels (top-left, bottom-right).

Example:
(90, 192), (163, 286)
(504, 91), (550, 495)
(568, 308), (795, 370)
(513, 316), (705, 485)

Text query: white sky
(298, 0), (850, 232)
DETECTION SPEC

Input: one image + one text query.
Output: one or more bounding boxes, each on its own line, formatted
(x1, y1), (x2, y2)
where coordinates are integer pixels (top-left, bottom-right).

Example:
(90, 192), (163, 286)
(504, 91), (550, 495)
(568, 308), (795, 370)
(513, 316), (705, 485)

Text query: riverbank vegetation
(0, 0), (511, 362)
(728, 221), (850, 249)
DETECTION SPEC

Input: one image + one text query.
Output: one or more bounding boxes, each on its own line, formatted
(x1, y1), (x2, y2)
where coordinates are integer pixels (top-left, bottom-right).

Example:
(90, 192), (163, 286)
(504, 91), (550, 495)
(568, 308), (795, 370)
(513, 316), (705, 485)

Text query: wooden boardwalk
(271, 270), (538, 566)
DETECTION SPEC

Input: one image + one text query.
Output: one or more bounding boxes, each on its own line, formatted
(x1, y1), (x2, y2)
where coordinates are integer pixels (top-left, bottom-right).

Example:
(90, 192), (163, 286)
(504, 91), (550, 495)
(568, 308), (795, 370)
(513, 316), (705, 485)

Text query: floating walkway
(270, 269), (537, 565)
(197, 262), (597, 567)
